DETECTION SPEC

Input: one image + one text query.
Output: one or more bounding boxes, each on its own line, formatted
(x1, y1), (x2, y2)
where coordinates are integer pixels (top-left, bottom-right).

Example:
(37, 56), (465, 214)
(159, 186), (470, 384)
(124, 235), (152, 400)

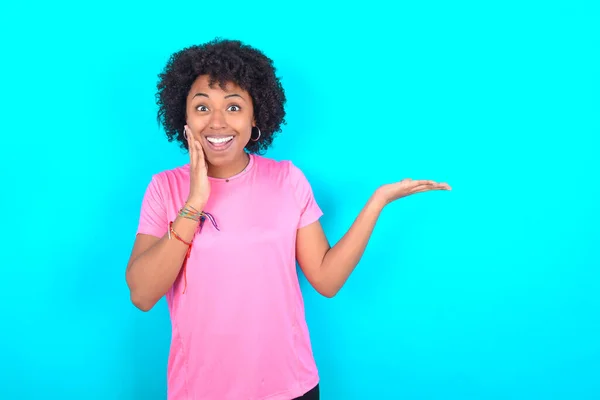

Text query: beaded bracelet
(178, 204), (220, 231)
(178, 204), (202, 222)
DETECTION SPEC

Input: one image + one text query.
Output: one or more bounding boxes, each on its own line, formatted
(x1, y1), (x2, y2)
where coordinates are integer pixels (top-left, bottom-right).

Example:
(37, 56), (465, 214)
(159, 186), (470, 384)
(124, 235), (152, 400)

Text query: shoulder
(253, 156), (316, 208)
(252, 155), (305, 182)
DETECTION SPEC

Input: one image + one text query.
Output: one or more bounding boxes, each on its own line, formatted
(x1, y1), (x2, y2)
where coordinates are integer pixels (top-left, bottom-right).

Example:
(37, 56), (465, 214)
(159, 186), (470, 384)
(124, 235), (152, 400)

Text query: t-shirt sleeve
(288, 162), (323, 229)
(136, 175), (168, 238)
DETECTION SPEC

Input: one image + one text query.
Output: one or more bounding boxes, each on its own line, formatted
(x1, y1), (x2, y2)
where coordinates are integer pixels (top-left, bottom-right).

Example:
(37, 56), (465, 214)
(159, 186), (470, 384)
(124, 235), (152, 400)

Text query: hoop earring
(183, 128), (188, 140)
(251, 126), (261, 142)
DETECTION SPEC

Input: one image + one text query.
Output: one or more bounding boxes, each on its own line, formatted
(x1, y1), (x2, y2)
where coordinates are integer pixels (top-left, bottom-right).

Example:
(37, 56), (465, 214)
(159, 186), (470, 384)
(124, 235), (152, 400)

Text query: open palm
(377, 178), (451, 205)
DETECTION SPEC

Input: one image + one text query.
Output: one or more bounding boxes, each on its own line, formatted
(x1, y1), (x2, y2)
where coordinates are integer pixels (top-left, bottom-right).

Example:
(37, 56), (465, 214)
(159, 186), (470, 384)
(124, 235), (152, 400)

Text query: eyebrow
(192, 93), (244, 100)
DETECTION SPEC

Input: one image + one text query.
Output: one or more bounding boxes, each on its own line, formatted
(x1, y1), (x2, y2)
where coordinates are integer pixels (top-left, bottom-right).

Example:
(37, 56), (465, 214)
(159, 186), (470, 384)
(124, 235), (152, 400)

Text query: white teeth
(207, 136), (233, 144)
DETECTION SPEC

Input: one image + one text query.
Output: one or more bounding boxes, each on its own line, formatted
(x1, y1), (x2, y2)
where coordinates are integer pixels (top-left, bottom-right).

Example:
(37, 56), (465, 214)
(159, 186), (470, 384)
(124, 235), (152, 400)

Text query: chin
(206, 154), (232, 167)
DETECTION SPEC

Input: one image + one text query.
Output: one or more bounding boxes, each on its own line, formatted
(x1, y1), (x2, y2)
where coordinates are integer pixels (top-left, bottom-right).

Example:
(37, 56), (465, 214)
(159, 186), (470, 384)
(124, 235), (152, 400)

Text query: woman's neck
(207, 152), (251, 179)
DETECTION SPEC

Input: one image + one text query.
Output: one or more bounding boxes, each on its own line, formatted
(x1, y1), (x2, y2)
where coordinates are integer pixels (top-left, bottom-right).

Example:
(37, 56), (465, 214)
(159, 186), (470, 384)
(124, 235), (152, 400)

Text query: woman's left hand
(374, 178), (451, 206)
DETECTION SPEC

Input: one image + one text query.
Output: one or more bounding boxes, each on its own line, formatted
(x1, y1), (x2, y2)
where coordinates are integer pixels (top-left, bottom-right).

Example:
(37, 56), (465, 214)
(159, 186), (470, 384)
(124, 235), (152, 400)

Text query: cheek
(186, 116), (209, 132)
(233, 118), (253, 137)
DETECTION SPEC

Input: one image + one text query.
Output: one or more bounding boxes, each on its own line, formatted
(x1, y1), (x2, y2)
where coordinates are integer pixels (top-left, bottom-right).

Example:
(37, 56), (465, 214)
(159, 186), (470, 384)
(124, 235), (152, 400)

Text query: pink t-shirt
(136, 154), (323, 400)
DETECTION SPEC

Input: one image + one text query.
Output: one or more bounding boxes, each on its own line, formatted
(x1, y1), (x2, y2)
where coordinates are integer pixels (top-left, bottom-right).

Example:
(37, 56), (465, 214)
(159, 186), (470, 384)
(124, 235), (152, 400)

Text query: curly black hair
(156, 38), (287, 154)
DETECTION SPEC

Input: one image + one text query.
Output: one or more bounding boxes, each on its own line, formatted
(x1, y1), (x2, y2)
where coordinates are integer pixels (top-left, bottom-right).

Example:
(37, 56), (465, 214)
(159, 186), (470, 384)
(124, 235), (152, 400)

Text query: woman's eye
(196, 105), (208, 112)
(228, 105), (241, 112)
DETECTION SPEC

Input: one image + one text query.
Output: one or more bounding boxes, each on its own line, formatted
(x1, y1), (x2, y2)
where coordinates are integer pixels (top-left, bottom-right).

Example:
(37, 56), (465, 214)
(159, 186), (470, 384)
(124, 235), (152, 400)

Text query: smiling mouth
(205, 135), (234, 151)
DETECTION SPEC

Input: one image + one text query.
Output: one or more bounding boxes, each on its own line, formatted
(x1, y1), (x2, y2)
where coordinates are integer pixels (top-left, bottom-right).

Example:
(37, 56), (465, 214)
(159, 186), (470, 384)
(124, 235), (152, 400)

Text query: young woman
(126, 38), (451, 400)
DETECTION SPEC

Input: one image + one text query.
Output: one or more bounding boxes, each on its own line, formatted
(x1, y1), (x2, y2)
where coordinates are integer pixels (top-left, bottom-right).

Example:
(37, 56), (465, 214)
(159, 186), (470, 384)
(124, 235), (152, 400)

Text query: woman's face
(185, 74), (254, 168)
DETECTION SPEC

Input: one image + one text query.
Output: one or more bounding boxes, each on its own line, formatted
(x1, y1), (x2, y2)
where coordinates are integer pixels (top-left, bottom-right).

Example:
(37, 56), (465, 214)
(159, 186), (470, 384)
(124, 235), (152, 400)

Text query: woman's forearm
(126, 216), (199, 311)
(319, 194), (385, 296)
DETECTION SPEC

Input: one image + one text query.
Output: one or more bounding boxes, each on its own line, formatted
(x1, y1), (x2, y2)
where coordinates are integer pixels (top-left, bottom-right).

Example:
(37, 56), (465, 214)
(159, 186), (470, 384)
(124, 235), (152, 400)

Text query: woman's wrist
(369, 189), (388, 211)
(176, 201), (203, 224)
(185, 197), (206, 211)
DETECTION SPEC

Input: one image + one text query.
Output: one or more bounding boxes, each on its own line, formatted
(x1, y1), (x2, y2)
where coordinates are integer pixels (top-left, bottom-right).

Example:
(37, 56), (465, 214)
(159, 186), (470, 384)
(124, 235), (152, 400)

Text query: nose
(209, 109), (226, 130)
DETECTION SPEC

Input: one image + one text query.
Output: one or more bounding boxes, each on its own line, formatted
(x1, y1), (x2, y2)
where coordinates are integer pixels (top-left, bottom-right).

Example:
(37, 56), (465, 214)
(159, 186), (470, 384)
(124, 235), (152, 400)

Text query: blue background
(1, 1), (599, 399)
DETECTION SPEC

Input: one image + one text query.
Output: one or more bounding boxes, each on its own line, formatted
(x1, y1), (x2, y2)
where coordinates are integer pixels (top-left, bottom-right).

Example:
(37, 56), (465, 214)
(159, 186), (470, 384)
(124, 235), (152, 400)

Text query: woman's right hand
(185, 125), (210, 210)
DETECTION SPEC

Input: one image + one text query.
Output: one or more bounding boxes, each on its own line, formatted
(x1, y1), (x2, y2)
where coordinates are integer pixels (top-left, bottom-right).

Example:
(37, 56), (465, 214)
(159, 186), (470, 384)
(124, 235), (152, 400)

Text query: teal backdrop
(1, 1), (598, 399)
